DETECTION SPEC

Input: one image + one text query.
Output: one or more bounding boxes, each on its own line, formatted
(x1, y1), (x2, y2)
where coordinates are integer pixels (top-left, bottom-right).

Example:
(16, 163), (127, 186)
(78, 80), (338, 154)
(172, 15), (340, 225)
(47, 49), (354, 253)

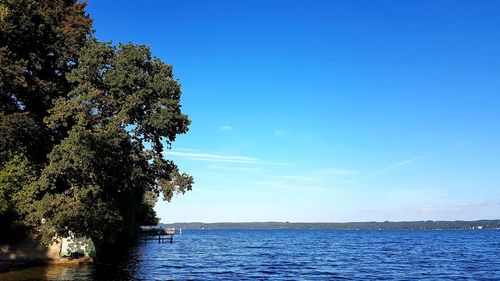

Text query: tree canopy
(0, 0), (193, 249)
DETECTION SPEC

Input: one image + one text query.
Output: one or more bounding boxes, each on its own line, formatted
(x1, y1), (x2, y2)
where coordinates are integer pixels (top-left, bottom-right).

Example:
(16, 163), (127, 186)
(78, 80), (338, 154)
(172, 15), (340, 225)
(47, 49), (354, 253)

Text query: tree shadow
(0, 235), (59, 273)
(0, 237), (138, 281)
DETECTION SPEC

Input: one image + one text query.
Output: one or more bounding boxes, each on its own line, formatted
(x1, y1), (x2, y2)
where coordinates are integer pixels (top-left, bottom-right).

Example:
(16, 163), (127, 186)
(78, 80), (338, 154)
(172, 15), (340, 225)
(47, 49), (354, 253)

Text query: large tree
(0, 0), (193, 250)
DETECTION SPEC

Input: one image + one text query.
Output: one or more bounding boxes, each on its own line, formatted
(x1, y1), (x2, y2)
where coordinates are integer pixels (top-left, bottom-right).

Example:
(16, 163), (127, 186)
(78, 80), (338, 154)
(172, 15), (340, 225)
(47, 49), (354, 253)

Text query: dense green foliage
(0, 0), (192, 249)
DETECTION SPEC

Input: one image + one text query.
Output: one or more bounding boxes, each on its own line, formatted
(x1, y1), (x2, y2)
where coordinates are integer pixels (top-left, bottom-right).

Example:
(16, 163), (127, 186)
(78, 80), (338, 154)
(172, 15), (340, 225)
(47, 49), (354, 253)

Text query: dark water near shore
(1, 230), (499, 280)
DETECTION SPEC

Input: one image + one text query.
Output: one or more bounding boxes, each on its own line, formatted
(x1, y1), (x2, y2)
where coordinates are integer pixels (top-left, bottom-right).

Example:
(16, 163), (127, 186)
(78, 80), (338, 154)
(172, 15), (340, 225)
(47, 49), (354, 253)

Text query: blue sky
(86, 0), (500, 222)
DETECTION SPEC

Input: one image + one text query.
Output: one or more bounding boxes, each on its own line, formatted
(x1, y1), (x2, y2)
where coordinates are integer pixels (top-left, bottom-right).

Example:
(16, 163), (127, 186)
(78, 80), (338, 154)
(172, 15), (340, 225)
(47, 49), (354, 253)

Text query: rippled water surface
(1, 230), (499, 280)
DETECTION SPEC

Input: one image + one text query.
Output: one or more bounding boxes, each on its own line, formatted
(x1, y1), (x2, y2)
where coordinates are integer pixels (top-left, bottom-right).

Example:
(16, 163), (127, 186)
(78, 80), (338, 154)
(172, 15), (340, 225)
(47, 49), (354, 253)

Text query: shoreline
(159, 219), (500, 231)
(0, 237), (94, 274)
(0, 257), (93, 273)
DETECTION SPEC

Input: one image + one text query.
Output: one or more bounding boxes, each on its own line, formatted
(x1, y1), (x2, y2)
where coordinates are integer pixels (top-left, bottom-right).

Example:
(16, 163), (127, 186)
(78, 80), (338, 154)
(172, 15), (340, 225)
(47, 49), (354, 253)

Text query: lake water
(1, 230), (499, 280)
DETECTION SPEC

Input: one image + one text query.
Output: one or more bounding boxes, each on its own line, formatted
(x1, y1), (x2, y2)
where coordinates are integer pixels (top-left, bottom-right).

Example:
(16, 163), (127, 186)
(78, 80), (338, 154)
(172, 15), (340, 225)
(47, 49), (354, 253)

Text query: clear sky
(86, 0), (500, 223)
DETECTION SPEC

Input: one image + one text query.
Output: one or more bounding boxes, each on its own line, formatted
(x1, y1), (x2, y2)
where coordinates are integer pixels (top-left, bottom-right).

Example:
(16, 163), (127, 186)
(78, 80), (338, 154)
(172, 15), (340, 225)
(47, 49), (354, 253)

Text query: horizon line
(158, 219), (500, 224)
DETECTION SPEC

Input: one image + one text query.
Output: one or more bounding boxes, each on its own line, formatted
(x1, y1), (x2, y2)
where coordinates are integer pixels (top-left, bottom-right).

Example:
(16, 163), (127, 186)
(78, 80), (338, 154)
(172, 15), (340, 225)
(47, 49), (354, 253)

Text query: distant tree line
(161, 220), (500, 230)
(0, 0), (192, 255)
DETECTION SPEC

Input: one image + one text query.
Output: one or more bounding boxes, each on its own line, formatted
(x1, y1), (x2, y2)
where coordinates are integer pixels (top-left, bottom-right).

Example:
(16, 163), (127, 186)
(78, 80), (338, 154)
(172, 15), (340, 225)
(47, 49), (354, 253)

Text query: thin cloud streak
(219, 125), (233, 131)
(274, 129), (288, 138)
(313, 168), (360, 176)
(165, 151), (294, 166)
(370, 155), (427, 176)
(268, 168), (359, 183)
(166, 151), (257, 163)
(247, 180), (342, 194)
(206, 164), (263, 173)
(270, 175), (319, 181)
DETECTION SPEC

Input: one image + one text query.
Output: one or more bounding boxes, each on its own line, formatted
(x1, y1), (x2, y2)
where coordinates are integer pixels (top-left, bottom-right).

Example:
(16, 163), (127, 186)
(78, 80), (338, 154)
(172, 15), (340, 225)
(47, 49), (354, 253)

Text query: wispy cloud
(246, 180), (343, 194)
(270, 175), (319, 181)
(457, 140), (472, 147)
(274, 129), (288, 138)
(165, 150), (293, 166)
(219, 125), (233, 131)
(313, 168), (360, 176)
(405, 198), (499, 217)
(166, 151), (257, 163)
(206, 164), (263, 173)
(369, 155), (427, 176)
(172, 148), (198, 152)
(272, 168), (359, 185)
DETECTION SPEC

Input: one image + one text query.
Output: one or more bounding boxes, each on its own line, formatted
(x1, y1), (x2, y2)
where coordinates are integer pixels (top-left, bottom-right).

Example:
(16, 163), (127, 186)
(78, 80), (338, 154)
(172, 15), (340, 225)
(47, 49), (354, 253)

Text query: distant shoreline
(158, 220), (500, 231)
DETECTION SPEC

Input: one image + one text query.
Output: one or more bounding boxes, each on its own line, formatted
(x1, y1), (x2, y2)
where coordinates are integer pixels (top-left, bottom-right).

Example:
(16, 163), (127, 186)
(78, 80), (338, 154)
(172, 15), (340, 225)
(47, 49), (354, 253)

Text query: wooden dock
(140, 227), (176, 243)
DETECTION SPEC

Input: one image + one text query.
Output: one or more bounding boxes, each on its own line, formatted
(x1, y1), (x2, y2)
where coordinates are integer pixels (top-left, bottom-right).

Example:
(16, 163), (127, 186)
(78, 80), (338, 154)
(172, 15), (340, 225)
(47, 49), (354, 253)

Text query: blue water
(1, 230), (499, 280)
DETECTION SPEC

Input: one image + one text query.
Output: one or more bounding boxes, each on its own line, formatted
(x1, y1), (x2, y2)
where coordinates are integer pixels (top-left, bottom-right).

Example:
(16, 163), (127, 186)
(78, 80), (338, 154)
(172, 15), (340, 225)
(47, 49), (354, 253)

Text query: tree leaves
(1, 0), (193, 248)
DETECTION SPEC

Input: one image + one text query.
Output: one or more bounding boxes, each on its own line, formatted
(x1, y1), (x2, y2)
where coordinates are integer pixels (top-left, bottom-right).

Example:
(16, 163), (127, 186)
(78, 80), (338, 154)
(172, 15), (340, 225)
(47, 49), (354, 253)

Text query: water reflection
(0, 265), (94, 281)
(0, 246), (139, 281)
(0, 263), (139, 281)
(1, 230), (499, 280)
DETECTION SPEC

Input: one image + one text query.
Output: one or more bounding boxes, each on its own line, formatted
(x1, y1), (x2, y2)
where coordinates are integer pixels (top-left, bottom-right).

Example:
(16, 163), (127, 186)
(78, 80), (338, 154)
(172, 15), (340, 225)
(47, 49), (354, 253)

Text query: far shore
(159, 219), (500, 231)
